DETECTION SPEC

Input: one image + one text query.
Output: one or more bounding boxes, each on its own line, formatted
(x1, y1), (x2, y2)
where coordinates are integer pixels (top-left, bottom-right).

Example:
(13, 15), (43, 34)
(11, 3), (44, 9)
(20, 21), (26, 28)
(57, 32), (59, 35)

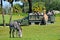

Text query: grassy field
(0, 14), (60, 40)
(0, 13), (27, 24)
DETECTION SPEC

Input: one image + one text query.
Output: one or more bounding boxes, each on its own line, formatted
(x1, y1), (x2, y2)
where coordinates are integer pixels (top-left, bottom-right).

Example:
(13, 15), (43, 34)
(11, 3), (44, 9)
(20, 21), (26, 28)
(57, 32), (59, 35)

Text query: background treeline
(0, 0), (60, 14)
(21, 0), (60, 13)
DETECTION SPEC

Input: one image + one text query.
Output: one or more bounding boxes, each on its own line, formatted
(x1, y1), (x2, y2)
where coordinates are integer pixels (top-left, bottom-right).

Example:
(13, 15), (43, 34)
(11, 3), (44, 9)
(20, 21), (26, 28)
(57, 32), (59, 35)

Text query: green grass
(0, 14), (60, 40)
(0, 13), (28, 24)
(55, 13), (60, 17)
(0, 14), (24, 24)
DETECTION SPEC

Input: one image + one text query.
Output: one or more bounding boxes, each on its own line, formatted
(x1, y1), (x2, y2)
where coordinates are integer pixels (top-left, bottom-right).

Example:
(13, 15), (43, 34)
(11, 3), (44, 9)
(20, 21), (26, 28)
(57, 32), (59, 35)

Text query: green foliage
(43, 0), (60, 11)
(13, 4), (22, 14)
(32, 2), (45, 12)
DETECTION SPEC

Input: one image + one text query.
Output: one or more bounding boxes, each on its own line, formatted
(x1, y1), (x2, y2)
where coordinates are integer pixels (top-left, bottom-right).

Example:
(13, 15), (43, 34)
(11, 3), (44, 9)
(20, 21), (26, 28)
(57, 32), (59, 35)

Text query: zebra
(9, 20), (22, 38)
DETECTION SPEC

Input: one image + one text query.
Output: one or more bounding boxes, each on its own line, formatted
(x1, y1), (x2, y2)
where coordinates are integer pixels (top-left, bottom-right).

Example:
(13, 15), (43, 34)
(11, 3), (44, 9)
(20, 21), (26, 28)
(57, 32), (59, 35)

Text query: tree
(13, 4), (22, 13)
(21, 0), (28, 13)
(1, 0), (5, 27)
(8, 0), (13, 23)
(15, 0), (20, 1)
(28, 0), (32, 13)
(32, 2), (45, 13)
(42, 0), (60, 11)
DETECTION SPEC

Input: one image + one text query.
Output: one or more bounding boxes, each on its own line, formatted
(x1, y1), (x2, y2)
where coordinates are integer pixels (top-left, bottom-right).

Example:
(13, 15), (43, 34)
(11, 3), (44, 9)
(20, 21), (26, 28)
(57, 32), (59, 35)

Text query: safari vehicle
(28, 13), (43, 25)
(48, 14), (55, 23)
(17, 13), (55, 26)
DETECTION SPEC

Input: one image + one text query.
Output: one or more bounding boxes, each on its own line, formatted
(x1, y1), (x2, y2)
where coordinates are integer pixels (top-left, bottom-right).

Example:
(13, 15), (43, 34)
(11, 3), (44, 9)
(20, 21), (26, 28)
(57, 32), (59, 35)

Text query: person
(43, 7), (48, 24)
(47, 10), (55, 23)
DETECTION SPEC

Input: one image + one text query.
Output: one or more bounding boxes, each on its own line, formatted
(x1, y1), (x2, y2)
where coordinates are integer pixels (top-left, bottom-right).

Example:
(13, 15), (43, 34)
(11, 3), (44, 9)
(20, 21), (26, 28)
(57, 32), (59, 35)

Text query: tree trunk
(28, 0), (32, 13)
(2, 10), (6, 27)
(9, 4), (13, 24)
(22, 2), (25, 12)
(1, 0), (5, 27)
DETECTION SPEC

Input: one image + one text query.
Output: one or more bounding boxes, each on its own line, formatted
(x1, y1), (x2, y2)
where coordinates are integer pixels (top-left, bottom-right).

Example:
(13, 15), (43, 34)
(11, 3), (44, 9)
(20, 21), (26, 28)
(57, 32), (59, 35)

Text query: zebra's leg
(12, 29), (15, 38)
(16, 30), (18, 37)
(18, 30), (22, 38)
(20, 30), (22, 38)
(9, 27), (12, 38)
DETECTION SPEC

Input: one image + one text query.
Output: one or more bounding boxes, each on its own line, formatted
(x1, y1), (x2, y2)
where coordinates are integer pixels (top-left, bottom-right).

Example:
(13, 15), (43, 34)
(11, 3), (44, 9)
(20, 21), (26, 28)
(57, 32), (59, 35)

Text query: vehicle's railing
(29, 15), (43, 20)
(29, 13), (55, 21)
